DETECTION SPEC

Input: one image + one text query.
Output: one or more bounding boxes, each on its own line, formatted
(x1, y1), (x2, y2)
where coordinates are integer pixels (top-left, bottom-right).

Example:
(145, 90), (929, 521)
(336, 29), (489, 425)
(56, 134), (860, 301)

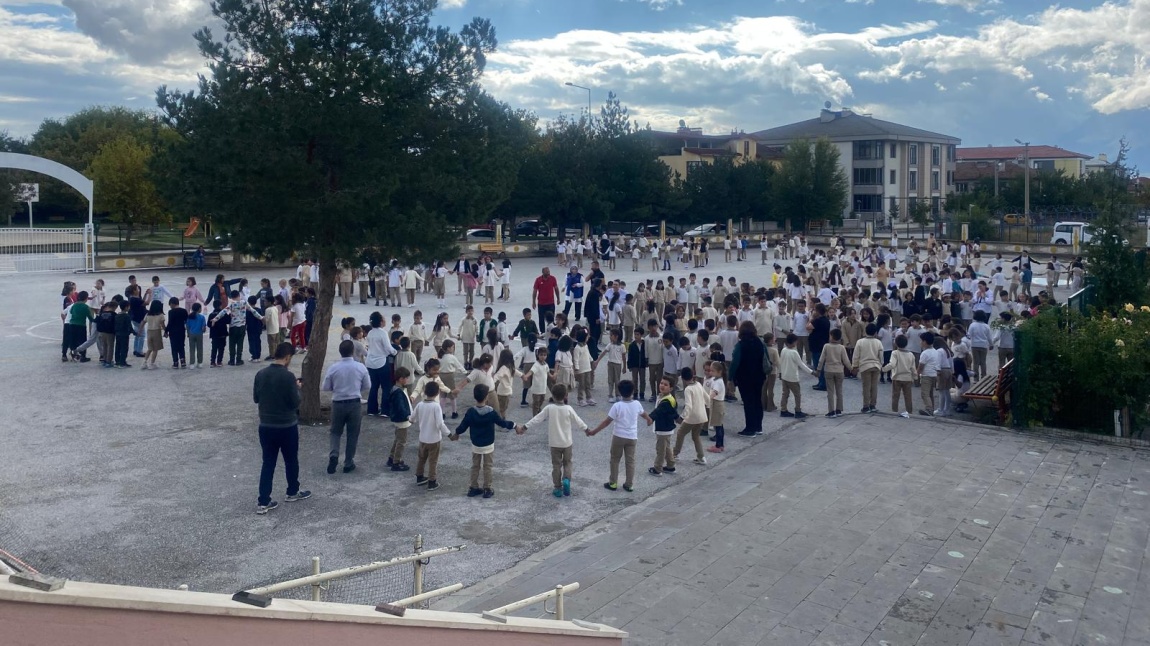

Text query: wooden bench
(477, 242), (504, 257)
(961, 359), (1014, 425)
(183, 250), (223, 269)
(807, 219), (826, 233)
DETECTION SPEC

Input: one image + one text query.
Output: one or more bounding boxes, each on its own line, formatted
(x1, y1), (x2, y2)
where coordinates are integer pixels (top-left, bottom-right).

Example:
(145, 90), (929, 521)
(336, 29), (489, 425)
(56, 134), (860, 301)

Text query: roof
(958, 145), (1092, 161)
(954, 161), (1026, 182)
(682, 147), (736, 157)
(750, 110), (959, 144)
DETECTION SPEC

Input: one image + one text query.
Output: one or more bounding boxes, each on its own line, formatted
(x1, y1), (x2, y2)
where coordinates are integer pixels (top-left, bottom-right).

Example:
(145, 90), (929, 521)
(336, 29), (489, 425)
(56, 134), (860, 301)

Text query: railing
(0, 225), (92, 273)
(236, 535), (465, 607)
(482, 582), (580, 623)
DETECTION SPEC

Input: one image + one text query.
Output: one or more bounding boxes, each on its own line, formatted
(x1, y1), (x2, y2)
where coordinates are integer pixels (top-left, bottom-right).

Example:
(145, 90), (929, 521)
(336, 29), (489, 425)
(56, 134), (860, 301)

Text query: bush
(1018, 305), (1150, 433)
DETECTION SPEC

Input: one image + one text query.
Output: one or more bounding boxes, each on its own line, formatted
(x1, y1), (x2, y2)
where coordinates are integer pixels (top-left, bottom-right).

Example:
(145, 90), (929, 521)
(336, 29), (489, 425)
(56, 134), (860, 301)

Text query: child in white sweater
(519, 384), (588, 498)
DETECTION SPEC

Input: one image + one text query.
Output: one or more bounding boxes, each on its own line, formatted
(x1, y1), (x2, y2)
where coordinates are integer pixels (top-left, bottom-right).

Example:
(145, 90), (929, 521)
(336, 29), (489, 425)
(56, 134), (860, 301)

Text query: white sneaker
(899, 411), (910, 418)
(608, 397), (617, 403)
(693, 457), (707, 465)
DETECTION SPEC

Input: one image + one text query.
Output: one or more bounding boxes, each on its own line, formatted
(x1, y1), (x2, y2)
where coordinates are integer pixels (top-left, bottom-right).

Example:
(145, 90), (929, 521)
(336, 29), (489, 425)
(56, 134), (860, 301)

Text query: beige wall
(0, 580), (623, 646)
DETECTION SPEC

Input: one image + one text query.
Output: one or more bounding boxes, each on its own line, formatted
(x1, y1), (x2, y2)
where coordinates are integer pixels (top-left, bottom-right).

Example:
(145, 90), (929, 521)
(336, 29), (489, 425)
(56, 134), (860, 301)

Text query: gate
(0, 225), (93, 273)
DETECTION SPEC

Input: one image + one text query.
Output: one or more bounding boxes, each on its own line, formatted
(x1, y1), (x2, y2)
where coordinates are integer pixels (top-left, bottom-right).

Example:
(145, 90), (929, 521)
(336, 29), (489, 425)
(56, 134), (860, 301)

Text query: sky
(1, 0), (1148, 170)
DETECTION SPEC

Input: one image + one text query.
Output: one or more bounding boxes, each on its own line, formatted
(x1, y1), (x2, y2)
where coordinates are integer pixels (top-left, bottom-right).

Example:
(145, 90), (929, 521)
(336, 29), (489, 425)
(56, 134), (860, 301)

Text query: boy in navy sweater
(114, 300), (134, 368)
(245, 295), (265, 362)
(387, 367), (413, 472)
(450, 384), (515, 498)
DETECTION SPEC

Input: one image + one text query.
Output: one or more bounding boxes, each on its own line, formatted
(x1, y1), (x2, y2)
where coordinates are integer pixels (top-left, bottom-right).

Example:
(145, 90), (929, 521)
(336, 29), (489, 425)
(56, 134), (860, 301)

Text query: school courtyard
(1, 255), (1147, 645)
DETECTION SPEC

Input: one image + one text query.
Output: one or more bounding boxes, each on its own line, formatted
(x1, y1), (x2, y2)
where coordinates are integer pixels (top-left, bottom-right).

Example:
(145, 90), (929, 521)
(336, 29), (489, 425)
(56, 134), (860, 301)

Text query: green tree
(28, 106), (166, 217)
(1, 130), (29, 224)
(909, 199), (932, 229)
(156, 0), (506, 420)
(88, 137), (169, 239)
(1085, 139), (1145, 311)
(772, 137), (848, 231)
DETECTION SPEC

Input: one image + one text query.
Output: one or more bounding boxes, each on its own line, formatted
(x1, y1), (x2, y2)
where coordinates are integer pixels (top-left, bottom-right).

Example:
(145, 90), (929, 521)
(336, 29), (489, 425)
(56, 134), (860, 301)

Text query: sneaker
(825, 412), (836, 419)
(780, 411), (795, 418)
(427, 480), (440, 491)
(468, 487), (484, 497)
(586, 399), (597, 406)
(694, 457), (707, 465)
(709, 434), (719, 441)
(932, 409), (942, 416)
(391, 462), (411, 472)
(608, 397), (617, 403)
(451, 412), (458, 419)
(812, 386), (826, 391)
(236, 360), (244, 366)
(603, 482), (618, 491)
(256, 501), (279, 515)
(899, 411), (911, 418)
(663, 466), (676, 473)
(919, 410), (934, 417)
(415, 476), (429, 486)
(700, 429), (710, 437)
(648, 396), (656, 403)
(562, 478), (571, 496)
(707, 446), (724, 453)
(386, 457), (394, 467)
(520, 401), (528, 408)
(622, 484), (634, 492)
(342, 463), (356, 474)
(737, 430), (755, 436)
(861, 406), (871, 413)
(553, 488), (564, 497)
(250, 358), (261, 363)
(577, 399), (585, 407)
(795, 411), (808, 419)
(648, 467), (663, 477)
(227, 361), (236, 366)
(754, 430), (763, 436)
(172, 363), (180, 369)
(327, 456), (338, 474)
(285, 490), (311, 502)
(482, 488), (494, 498)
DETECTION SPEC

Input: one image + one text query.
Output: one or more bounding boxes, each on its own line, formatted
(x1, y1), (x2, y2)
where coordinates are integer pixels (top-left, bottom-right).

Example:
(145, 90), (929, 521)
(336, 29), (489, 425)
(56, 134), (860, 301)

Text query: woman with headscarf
(730, 321), (767, 436)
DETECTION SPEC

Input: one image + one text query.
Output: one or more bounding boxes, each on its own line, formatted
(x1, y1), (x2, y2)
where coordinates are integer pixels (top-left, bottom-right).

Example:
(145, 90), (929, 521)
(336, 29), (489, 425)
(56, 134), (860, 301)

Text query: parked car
(464, 228), (497, 241)
(514, 219), (550, 237)
(684, 222), (728, 237)
(632, 224), (682, 238)
(1002, 213), (1034, 226)
(1050, 221), (1090, 245)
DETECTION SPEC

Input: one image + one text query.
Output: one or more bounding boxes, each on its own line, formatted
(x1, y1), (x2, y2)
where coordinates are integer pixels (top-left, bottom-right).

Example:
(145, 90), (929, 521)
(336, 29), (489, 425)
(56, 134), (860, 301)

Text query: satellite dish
(678, 119), (686, 128)
(824, 101), (832, 109)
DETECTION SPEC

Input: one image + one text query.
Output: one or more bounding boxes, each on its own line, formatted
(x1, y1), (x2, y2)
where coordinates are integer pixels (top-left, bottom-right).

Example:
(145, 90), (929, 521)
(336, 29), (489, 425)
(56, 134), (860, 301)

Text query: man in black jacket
(252, 342), (311, 514)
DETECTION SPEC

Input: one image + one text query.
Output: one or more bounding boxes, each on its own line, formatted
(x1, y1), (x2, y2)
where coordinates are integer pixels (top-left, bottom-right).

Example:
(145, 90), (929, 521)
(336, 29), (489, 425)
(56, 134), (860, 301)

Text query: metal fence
(0, 226), (93, 273)
(238, 535), (466, 607)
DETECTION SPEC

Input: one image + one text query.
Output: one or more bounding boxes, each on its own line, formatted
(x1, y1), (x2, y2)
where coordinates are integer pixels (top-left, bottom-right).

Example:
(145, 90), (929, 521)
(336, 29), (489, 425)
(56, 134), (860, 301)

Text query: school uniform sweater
(454, 405), (515, 453)
(524, 403), (588, 448)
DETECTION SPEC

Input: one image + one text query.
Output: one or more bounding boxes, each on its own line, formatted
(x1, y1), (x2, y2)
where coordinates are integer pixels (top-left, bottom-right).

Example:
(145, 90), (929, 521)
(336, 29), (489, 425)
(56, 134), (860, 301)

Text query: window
(685, 160), (703, 178)
(889, 169), (897, 185)
(909, 170), (918, 188)
(853, 140), (881, 160)
(853, 194), (883, 212)
(931, 196), (941, 215)
(889, 196), (897, 213)
(743, 140), (750, 157)
(852, 168), (881, 185)
(946, 170), (953, 186)
(889, 143), (897, 159)
(909, 144), (918, 165)
(932, 145), (941, 167)
(931, 170), (940, 191)
(1034, 160), (1055, 172)
(947, 145), (956, 162)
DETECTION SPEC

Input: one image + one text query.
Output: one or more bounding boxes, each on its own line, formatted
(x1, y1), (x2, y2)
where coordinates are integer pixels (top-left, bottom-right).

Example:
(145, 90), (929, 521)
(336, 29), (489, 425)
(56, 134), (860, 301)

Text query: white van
(1050, 221), (1093, 245)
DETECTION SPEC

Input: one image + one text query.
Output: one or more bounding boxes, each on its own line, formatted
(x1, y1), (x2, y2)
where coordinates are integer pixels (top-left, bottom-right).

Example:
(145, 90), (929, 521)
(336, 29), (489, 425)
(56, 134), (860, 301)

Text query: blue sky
(2, 0), (1148, 171)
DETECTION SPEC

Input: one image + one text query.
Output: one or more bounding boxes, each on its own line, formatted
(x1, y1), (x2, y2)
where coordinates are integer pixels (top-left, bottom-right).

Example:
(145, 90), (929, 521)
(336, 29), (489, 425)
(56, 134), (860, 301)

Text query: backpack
(760, 340), (773, 375)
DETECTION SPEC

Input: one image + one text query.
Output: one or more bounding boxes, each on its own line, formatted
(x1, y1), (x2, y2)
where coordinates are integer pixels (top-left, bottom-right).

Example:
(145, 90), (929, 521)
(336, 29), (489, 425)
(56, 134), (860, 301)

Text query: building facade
(750, 109), (961, 222)
(957, 145), (1092, 179)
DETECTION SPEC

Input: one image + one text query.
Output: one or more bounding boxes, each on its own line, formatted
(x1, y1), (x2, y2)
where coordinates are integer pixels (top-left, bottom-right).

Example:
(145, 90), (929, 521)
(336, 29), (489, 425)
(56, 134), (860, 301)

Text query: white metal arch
(0, 152), (93, 227)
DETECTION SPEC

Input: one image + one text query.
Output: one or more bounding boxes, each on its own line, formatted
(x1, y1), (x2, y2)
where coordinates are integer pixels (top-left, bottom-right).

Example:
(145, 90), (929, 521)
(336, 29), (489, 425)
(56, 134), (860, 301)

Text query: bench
(961, 359), (1014, 424)
(183, 250), (223, 269)
(807, 219), (826, 233)
(477, 242), (505, 257)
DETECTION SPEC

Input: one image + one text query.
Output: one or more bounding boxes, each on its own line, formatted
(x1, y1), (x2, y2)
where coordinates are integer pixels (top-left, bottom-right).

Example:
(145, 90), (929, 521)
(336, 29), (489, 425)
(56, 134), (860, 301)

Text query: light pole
(564, 82), (592, 117)
(1015, 139), (1030, 218)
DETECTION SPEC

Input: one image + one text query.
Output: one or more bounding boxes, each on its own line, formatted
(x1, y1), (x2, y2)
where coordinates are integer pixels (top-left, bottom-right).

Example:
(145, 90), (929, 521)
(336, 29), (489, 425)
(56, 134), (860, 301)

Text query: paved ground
(0, 252), (1068, 608)
(437, 416), (1150, 646)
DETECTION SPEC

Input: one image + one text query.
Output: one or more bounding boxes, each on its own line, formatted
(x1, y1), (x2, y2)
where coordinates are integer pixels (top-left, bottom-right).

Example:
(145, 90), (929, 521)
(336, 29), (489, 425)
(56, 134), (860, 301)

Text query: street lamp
(1015, 138), (1030, 218)
(564, 82), (592, 117)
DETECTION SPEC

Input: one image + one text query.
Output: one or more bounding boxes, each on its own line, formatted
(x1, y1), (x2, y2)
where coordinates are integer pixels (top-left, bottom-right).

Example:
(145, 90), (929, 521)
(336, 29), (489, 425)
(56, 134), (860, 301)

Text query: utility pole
(1015, 139), (1030, 217)
(564, 82), (592, 117)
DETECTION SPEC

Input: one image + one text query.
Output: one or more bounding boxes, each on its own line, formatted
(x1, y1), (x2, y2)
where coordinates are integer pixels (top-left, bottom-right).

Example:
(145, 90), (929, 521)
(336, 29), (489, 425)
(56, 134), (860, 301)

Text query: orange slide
(183, 217), (201, 237)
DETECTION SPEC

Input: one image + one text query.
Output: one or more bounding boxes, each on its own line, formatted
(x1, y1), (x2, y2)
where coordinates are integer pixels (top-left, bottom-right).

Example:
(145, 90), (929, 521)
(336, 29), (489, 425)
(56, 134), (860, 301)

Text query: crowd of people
(54, 231), (1074, 513)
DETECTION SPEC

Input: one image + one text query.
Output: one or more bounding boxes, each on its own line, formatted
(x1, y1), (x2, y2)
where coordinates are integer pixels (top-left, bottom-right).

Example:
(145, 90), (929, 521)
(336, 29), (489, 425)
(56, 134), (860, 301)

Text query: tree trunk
(299, 259), (337, 423)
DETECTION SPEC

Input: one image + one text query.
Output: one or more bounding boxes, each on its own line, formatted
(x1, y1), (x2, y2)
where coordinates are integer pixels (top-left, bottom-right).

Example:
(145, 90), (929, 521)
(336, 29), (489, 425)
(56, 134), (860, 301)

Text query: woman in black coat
(730, 321), (767, 436)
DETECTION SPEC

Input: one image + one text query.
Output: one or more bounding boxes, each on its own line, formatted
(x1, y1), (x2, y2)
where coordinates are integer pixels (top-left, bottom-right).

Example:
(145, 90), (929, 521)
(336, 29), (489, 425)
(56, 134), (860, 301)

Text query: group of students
(59, 273), (318, 369)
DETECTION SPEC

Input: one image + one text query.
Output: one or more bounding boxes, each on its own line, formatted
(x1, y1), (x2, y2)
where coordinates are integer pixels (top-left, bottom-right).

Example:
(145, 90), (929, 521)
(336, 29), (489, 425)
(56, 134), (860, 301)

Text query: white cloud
(916, 0), (996, 11)
(633, 0), (683, 9)
(1030, 86), (1052, 102)
(438, 0), (467, 8)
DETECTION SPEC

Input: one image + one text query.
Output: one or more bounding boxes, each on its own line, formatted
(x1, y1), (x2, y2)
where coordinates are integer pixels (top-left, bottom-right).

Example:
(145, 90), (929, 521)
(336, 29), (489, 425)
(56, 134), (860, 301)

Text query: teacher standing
(730, 321), (767, 437)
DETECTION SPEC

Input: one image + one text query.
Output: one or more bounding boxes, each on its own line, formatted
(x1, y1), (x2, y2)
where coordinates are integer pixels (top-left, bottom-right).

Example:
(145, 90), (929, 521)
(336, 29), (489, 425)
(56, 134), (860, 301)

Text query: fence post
(555, 584), (565, 621)
(412, 534), (424, 598)
(311, 556), (321, 602)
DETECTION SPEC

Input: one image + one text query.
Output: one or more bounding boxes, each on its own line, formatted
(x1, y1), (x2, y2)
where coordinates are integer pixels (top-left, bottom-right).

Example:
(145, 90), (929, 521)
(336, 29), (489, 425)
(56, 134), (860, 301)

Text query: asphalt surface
(0, 251), (1029, 604)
